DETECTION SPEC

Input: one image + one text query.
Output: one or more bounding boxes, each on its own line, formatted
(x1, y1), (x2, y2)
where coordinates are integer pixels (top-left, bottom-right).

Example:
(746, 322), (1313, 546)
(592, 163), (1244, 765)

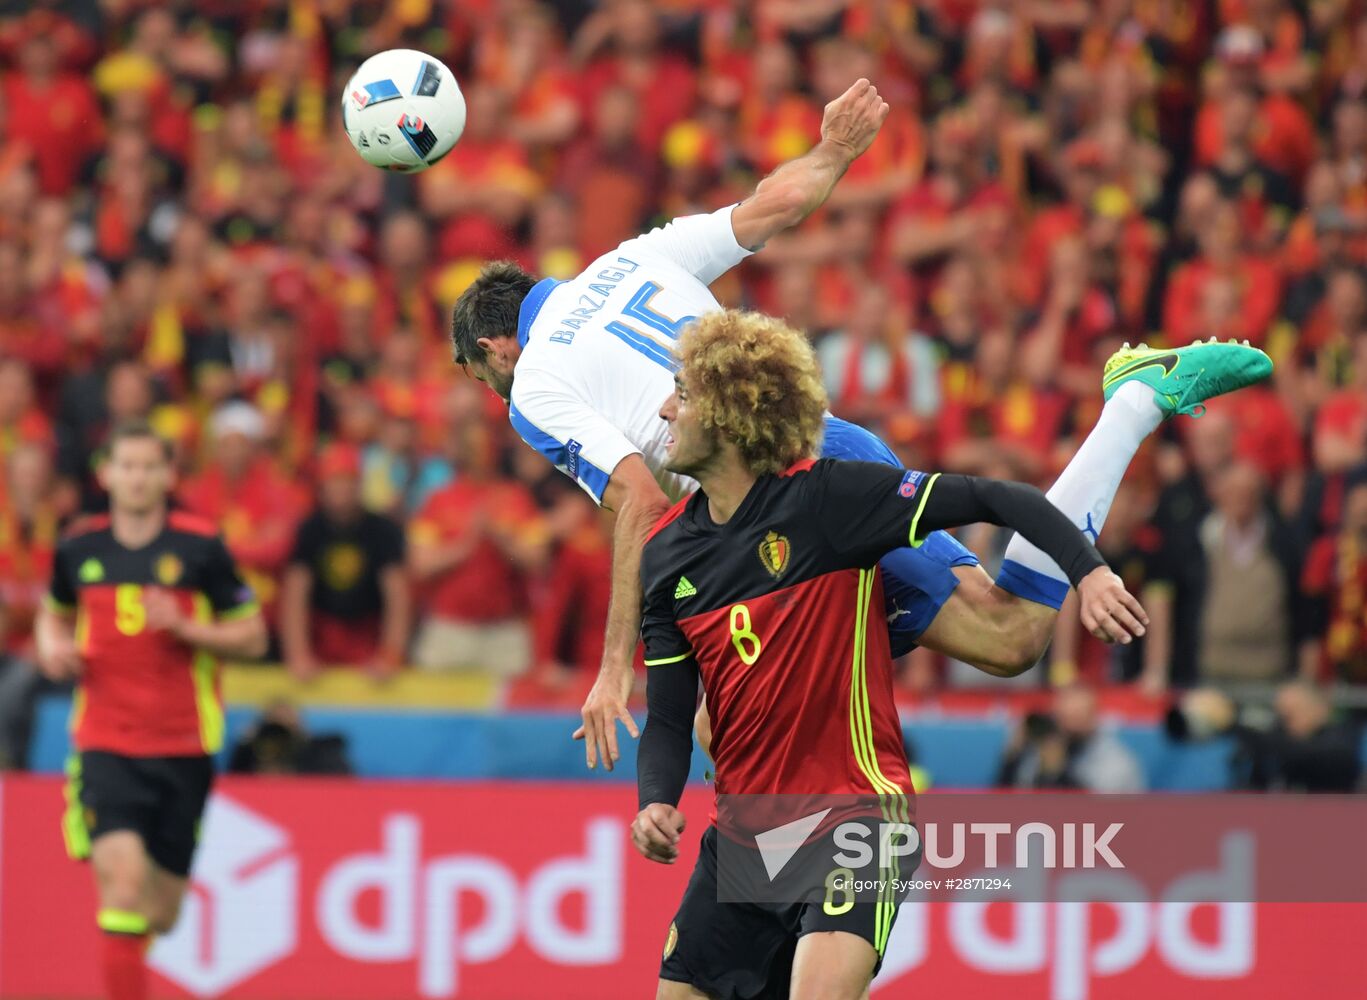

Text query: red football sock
(101, 930), (148, 1000)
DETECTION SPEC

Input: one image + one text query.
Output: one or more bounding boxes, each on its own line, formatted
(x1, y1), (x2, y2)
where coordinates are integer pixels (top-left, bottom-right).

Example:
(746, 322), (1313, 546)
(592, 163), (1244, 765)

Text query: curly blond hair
(677, 310), (827, 476)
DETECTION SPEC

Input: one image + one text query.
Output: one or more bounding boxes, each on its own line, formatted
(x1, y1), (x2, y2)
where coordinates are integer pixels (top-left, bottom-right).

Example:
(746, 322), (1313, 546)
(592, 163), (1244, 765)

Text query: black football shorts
(63, 750), (214, 877)
(658, 826), (904, 999)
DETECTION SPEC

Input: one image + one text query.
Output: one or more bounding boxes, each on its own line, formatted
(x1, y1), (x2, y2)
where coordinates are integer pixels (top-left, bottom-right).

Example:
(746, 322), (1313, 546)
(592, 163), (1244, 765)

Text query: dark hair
(449, 261), (537, 367)
(106, 419), (173, 462)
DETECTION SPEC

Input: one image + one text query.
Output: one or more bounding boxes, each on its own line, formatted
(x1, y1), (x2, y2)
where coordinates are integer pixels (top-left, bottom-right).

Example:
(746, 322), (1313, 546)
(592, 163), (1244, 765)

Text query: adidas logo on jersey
(674, 576), (697, 600)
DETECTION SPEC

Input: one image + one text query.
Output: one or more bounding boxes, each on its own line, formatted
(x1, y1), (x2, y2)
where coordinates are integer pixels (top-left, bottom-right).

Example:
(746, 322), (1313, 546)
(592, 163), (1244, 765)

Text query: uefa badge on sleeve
(898, 470), (925, 498)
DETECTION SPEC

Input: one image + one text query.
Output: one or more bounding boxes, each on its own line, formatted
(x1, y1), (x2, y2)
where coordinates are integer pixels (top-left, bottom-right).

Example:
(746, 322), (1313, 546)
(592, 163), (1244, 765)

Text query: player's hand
(631, 803), (686, 864)
(573, 665), (639, 771)
(820, 78), (890, 162)
(142, 587), (186, 637)
(37, 633), (83, 681)
(1077, 567), (1148, 645)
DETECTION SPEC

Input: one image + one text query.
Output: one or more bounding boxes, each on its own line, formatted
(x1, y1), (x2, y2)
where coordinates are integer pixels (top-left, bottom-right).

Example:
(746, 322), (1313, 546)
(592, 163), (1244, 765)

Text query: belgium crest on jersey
(155, 552), (183, 586)
(758, 530), (790, 578)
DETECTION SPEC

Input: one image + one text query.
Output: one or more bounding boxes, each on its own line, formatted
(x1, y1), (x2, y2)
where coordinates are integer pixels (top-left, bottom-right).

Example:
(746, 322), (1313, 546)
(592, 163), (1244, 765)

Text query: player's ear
(474, 336), (498, 363)
(478, 335), (518, 373)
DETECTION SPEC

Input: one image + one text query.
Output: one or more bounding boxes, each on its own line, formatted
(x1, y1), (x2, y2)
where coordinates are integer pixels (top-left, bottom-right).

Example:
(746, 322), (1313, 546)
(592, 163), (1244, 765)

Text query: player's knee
(93, 855), (146, 910)
(96, 872), (143, 913)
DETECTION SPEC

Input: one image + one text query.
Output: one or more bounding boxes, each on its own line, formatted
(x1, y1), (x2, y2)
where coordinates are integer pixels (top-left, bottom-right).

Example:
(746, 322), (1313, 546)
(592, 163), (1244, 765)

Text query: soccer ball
(342, 49), (465, 172)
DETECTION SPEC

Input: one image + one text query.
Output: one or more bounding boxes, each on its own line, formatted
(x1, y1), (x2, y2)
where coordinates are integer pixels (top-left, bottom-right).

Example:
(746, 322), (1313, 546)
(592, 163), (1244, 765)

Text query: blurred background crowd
(1, 0), (1366, 758)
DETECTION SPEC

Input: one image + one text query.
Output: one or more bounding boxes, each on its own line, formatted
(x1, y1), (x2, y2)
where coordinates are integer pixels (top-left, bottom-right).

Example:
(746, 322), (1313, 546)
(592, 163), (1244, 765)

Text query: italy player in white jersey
(449, 79), (1273, 770)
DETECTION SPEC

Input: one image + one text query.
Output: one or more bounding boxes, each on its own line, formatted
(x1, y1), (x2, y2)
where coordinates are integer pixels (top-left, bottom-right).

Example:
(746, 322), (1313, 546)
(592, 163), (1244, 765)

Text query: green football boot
(1101, 337), (1274, 419)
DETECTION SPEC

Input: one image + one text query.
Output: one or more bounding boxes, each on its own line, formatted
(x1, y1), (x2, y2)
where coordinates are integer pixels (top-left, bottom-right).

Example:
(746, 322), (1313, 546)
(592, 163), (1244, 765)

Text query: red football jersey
(45, 513), (258, 757)
(641, 459), (932, 805)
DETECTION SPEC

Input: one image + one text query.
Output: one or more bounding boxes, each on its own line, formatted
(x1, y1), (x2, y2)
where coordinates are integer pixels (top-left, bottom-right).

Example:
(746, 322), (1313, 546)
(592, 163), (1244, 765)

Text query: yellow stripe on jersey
(906, 473), (942, 549)
(846, 567), (911, 953)
(192, 594), (225, 754)
(193, 649), (224, 753)
(643, 651), (693, 667)
(68, 686), (86, 737)
(848, 569), (904, 798)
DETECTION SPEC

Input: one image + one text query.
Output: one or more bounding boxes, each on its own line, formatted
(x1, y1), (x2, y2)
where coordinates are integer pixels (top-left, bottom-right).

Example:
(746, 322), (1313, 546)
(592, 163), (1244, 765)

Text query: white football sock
(997, 381), (1163, 607)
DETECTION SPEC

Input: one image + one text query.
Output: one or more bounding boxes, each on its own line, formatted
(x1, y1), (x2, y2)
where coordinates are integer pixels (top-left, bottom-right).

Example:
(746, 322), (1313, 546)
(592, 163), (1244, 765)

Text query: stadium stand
(0, 0), (1364, 791)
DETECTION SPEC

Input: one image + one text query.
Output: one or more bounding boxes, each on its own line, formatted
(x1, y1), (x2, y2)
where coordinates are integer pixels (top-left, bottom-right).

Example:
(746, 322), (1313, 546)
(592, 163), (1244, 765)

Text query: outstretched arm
(912, 475), (1148, 644)
(730, 78), (890, 250)
(574, 455), (672, 771)
(632, 653), (698, 865)
(913, 476), (1104, 590)
(815, 462), (1148, 645)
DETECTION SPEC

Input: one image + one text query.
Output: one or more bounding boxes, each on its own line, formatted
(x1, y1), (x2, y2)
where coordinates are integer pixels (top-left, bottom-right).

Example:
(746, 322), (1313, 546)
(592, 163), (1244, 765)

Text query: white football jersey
(508, 205), (753, 504)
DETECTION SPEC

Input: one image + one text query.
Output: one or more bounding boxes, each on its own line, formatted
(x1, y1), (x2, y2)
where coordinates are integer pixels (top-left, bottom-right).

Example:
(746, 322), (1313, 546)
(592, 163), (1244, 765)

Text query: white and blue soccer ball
(342, 49), (466, 172)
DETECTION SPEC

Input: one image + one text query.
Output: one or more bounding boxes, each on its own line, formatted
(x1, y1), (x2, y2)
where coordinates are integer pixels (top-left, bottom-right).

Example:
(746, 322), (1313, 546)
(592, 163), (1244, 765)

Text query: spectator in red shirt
(487, 3), (581, 150)
(1204, 82), (1296, 247)
(1018, 140), (1107, 308)
(178, 402), (306, 620)
(531, 489), (613, 688)
(888, 111), (1013, 287)
(368, 328), (450, 455)
(1280, 161), (1363, 280)
(1164, 198), (1281, 345)
(408, 397), (549, 676)
(817, 280), (942, 427)
(1021, 235), (1121, 400)
(1295, 267), (1367, 413)
(1302, 479), (1367, 683)
(418, 83), (542, 261)
(938, 330), (1069, 481)
(0, 244), (66, 385)
(0, 359), (55, 463)
(0, 440), (64, 767)
(1297, 333), (1367, 544)
(739, 41), (821, 175)
(556, 83), (654, 260)
(0, 442), (61, 657)
(1328, 95), (1367, 211)
(373, 212), (443, 346)
(2, 33), (103, 196)
(1194, 25), (1315, 184)
(574, 0), (695, 156)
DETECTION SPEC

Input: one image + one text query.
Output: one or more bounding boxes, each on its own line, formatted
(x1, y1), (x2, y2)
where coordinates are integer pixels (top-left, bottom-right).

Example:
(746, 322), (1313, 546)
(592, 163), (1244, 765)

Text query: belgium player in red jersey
(633, 313), (1145, 999)
(35, 421), (267, 1000)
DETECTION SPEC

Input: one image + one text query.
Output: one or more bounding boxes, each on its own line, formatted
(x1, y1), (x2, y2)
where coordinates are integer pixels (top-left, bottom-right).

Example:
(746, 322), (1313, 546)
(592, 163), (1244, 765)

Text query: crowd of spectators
(1, 0), (1366, 713)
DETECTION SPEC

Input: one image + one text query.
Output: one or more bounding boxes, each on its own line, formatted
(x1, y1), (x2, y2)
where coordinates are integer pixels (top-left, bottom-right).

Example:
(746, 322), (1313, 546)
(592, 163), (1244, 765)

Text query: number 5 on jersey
(115, 583), (146, 636)
(729, 603), (762, 665)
